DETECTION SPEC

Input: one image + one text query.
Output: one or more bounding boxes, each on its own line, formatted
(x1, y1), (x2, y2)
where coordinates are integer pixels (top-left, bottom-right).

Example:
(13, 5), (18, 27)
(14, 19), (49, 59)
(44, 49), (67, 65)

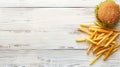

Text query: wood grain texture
(0, 8), (96, 49)
(0, 0), (120, 67)
(0, 0), (119, 7)
(0, 49), (119, 67)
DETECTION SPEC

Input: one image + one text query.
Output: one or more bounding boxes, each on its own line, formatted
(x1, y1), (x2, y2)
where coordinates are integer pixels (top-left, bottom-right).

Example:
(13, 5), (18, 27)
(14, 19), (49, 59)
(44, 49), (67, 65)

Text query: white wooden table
(0, 0), (120, 67)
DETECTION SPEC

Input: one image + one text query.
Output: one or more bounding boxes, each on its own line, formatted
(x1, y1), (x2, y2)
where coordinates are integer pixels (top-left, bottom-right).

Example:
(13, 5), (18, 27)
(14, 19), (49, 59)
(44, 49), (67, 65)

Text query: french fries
(96, 33), (105, 38)
(86, 38), (97, 44)
(96, 48), (109, 56)
(78, 26), (92, 35)
(80, 24), (91, 28)
(89, 28), (109, 33)
(105, 33), (120, 47)
(76, 23), (120, 65)
(86, 44), (93, 55)
(97, 31), (113, 46)
(103, 45), (114, 60)
(76, 38), (86, 42)
(89, 54), (102, 65)
(90, 30), (97, 39)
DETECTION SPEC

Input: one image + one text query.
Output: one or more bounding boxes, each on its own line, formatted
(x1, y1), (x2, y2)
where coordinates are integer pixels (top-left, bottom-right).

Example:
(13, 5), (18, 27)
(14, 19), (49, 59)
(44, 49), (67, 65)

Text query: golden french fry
(100, 38), (109, 46)
(112, 48), (118, 53)
(96, 33), (105, 39)
(96, 48), (109, 56)
(94, 20), (103, 27)
(105, 33), (120, 47)
(76, 38), (86, 42)
(90, 26), (101, 28)
(103, 45), (114, 60)
(80, 24), (91, 28)
(86, 44), (93, 55)
(89, 54), (102, 65)
(90, 30), (97, 39)
(115, 42), (120, 48)
(78, 26), (92, 35)
(106, 42), (120, 57)
(97, 31), (113, 45)
(93, 34), (97, 39)
(93, 37), (103, 41)
(111, 41), (115, 44)
(110, 48), (118, 55)
(89, 28), (109, 33)
(93, 47), (104, 54)
(86, 38), (97, 44)
(92, 46), (101, 53)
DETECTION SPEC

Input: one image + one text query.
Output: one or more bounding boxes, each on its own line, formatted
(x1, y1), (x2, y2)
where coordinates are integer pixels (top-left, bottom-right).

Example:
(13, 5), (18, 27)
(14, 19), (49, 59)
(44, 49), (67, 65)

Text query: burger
(95, 0), (120, 27)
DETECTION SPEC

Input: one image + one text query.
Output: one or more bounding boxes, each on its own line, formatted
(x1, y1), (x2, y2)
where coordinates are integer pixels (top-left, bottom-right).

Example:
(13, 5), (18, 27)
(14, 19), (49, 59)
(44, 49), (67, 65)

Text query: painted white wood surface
(0, 0), (119, 7)
(0, 49), (119, 67)
(0, 8), (96, 49)
(0, 0), (120, 67)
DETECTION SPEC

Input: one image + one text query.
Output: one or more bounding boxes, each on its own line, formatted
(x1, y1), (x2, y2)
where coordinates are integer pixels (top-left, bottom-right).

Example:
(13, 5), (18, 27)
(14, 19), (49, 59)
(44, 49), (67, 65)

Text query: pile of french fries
(76, 20), (120, 65)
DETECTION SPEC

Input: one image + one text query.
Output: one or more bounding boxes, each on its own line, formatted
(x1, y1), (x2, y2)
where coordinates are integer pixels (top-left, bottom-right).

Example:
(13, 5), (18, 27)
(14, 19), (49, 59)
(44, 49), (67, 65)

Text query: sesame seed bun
(95, 0), (120, 27)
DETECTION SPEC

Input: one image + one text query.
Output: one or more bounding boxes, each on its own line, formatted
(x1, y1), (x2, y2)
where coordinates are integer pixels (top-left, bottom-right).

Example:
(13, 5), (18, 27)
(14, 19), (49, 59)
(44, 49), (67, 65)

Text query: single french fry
(115, 42), (120, 48)
(105, 33), (120, 47)
(89, 54), (102, 65)
(76, 38), (86, 42)
(86, 38), (97, 44)
(90, 30), (97, 39)
(96, 33), (105, 39)
(103, 45), (114, 61)
(78, 26), (92, 35)
(93, 37), (103, 41)
(89, 28), (109, 33)
(80, 24), (91, 28)
(86, 44), (93, 55)
(93, 33), (98, 39)
(97, 31), (113, 45)
(94, 20), (103, 27)
(89, 26), (102, 29)
(111, 41), (115, 44)
(111, 48), (118, 54)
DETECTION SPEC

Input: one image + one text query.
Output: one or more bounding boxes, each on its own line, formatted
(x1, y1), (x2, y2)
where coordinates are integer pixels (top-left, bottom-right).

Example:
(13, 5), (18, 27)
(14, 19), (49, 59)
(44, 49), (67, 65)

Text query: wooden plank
(0, 49), (119, 67)
(0, 0), (120, 7)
